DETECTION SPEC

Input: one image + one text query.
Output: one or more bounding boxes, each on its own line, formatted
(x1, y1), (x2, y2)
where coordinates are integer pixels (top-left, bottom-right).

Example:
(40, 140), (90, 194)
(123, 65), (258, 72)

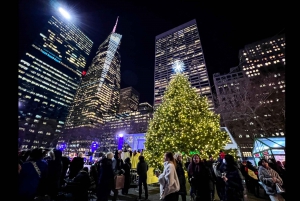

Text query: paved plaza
(64, 183), (270, 201)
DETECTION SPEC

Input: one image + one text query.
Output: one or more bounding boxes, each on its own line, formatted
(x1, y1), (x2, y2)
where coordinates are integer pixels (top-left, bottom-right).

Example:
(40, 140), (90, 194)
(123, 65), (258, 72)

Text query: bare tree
(215, 73), (285, 139)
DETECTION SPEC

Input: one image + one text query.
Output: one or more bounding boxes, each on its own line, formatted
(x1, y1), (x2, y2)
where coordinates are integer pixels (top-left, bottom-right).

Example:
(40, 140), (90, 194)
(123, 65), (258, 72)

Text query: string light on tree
(143, 73), (230, 171)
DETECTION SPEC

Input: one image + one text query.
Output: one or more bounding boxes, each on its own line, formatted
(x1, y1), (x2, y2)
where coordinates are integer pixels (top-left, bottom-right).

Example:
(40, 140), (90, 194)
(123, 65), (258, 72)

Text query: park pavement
(86, 183), (270, 201)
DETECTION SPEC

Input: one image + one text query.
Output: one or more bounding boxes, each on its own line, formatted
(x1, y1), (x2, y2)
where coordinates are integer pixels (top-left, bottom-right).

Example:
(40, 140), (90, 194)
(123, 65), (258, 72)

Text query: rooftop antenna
(112, 16), (119, 33)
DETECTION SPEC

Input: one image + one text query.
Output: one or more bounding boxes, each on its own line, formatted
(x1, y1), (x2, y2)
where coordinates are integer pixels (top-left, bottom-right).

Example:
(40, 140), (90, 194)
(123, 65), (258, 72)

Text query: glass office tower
(65, 20), (122, 129)
(154, 19), (214, 110)
(18, 14), (93, 149)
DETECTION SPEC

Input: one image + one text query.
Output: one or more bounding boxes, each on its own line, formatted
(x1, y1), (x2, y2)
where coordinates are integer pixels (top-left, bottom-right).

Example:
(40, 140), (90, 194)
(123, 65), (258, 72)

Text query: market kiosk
(252, 137), (285, 166)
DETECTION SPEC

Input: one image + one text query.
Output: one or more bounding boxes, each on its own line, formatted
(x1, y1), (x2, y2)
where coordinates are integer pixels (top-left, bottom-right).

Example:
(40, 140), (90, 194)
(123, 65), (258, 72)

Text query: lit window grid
(18, 55), (78, 105)
(35, 16), (93, 76)
(239, 36), (285, 77)
(102, 111), (153, 134)
(65, 33), (122, 128)
(154, 23), (214, 109)
(18, 15), (93, 149)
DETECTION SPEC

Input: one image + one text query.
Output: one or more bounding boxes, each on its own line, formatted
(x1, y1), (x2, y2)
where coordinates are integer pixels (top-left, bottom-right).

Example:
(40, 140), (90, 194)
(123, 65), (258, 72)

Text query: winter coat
(69, 157), (84, 179)
(137, 160), (148, 178)
(47, 149), (63, 198)
(188, 162), (212, 200)
(122, 161), (131, 189)
(158, 161), (180, 199)
(18, 159), (48, 200)
(175, 160), (187, 195)
(72, 170), (91, 201)
(223, 165), (244, 201)
(97, 158), (114, 190)
(258, 165), (283, 195)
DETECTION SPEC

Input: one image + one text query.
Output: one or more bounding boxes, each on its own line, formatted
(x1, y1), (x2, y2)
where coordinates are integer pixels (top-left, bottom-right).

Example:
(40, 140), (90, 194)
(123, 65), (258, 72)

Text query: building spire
(112, 16), (119, 33)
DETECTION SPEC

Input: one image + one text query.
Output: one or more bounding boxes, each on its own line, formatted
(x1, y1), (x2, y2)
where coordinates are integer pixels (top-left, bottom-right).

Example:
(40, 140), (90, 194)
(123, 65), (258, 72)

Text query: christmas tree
(144, 69), (230, 171)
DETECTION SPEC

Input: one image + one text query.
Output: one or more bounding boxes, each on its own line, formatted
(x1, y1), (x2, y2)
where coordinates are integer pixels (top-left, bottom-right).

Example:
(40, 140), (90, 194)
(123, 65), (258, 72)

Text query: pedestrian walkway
(81, 183), (270, 201)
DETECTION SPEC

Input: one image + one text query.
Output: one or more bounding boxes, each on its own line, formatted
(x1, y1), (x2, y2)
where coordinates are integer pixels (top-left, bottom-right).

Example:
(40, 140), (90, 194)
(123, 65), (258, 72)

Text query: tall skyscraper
(18, 9), (93, 149)
(213, 34), (285, 158)
(154, 19), (214, 110)
(65, 17), (122, 129)
(119, 87), (140, 113)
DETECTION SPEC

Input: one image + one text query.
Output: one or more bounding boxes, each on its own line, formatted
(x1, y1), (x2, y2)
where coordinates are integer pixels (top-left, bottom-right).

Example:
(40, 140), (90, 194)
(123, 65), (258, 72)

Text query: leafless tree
(214, 73), (285, 139)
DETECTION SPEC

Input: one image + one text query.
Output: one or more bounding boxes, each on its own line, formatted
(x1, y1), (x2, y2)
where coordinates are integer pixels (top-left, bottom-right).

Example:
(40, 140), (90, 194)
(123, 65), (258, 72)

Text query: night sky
(19, 0), (285, 105)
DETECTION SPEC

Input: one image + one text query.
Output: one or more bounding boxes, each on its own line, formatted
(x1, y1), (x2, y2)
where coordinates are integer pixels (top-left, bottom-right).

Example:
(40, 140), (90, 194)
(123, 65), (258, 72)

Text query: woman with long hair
(156, 152), (180, 201)
(221, 154), (244, 201)
(187, 154), (212, 201)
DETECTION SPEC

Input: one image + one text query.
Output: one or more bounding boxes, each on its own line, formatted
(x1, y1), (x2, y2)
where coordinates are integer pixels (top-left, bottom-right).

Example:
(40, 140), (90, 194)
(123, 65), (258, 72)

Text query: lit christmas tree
(144, 61), (230, 171)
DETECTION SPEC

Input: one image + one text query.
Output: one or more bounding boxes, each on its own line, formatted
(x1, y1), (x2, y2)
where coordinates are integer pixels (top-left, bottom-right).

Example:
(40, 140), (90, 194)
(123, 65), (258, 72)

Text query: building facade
(154, 19), (214, 110)
(61, 19), (122, 154)
(119, 87), (140, 113)
(18, 14), (93, 149)
(65, 20), (122, 129)
(213, 34), (285, 157)
(98, 110), (153, 152)
(138, 102), (153, 113)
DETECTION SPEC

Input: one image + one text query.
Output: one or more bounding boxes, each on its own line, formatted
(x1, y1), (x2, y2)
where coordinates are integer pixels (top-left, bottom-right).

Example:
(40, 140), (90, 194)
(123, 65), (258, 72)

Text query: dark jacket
(188, 162), (212, 200)
(224, 165), (244, 201)
(61, 156), (70, 184)
(69, 157), (84, 179)
(96, 158), (115, 199)
(47, 149), (63, 198)
(122, 161), (131, 189)
(18, 159), (48, 200)
(175, 160), (187, 195)
(112, 156), (124, 175)
(72, 170), (91, 201)
(97, 158), (114, 189)
(137, 161), (148, 178)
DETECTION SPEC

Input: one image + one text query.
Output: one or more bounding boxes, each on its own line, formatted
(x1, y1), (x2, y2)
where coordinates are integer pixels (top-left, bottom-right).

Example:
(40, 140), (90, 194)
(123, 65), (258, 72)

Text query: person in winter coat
(258, 158), (285, 201)
(47, 149), (63, 200)
(60, 155), (70, 186)
(18, 148), (48, 201)
(137, 155), (149, 200)
(174, 153), (187, 201)
(111, 150), (124, 201)
(156, 152), (180, 201)
(205, 155), (217, 201)
(188, 154), (212, 201)
(122, 157), (131, 195)
(96, 152), (115, 201)
(221, 154), (244, 201)
(69, 152), (84, 179)
(71, 167), (91, 201)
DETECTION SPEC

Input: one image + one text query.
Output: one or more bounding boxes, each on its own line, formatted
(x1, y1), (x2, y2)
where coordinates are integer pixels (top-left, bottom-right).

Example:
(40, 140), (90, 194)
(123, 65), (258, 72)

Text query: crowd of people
(18, 148), (286, 201)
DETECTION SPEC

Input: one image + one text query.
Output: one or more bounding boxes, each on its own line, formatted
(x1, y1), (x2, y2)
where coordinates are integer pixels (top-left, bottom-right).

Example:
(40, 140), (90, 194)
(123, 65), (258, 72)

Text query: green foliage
(144, 73), (229, 171)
